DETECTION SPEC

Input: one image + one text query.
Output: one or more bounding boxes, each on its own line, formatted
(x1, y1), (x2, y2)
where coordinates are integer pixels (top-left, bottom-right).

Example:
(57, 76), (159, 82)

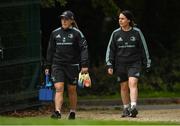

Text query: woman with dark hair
(45, 10), (89, 119)
(105, 10), (151, 117)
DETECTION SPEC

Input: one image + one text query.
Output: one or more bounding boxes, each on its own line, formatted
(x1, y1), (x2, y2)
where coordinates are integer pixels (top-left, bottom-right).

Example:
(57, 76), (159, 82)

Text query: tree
(40, 0), (118, 16)
(41, 0), (67, 7)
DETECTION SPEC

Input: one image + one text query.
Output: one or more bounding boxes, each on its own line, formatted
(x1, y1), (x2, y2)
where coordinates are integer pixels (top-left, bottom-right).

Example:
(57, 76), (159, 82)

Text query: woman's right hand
(45, 69), (49, 75)
(81, 67), (88, 74)
(108, 68), (113, 75)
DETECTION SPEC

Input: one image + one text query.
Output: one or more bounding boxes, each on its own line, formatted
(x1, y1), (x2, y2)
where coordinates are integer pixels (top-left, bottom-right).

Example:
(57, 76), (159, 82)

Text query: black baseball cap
(60, 10), (74, 20)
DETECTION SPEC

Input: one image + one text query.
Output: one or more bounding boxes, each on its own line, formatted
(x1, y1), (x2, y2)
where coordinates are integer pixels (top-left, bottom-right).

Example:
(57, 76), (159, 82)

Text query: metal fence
(0, 0), (41, 105)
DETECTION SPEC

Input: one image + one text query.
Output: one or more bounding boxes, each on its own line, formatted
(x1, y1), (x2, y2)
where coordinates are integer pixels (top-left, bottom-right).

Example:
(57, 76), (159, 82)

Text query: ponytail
(130, 20), (135, 27)
(72, 20), (79, 29)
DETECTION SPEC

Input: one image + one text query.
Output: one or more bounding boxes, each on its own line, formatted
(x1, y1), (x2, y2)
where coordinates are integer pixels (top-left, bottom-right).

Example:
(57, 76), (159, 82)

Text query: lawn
(77, 90), (180, 100)
(0, 116), (179, 125)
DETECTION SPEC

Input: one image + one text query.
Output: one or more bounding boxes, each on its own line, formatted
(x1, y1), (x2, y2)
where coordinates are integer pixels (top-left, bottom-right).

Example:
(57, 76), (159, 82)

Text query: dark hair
(121, 10), (136, 27)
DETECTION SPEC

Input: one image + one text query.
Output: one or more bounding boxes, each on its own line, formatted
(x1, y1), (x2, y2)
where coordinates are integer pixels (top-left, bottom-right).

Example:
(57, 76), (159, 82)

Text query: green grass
(0, 116), (179, 125)
(77, 90), (180, 100)
(139, 90), (180, 98)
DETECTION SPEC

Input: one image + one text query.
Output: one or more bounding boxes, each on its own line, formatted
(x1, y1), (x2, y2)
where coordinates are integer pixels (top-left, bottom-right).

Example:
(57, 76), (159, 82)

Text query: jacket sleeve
(105, 32), (116, 69)
(138, 29), (151, 68)
(77, 32), (89, 68)
(45, 32), (56, 69)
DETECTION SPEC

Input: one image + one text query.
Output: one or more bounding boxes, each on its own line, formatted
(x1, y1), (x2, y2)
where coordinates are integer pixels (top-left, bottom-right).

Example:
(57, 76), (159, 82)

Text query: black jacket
(46, 27), (89, 68)
(106, 27), (151, 69)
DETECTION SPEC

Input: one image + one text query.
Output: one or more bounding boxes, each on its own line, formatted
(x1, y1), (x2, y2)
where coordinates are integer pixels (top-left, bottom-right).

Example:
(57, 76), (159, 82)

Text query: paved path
(76, 99), (180, 123)
(75, 109), (180, 123)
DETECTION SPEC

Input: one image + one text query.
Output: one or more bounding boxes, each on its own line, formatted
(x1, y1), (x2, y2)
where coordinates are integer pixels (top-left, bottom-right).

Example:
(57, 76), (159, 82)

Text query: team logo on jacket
(56, 34), (61, 38)
(117, 37), (123, 42)
(51, 76), (56, 82)
(68, 34), (73, 39)
(130, 36), (136, 41)
(117, 76), (121, 82)
(63, 37), (66, 42)
(134, 72), (140, 77)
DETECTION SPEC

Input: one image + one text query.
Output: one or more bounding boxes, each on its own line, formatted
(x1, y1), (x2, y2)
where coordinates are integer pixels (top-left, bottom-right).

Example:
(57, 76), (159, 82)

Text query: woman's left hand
(81, 67), (88, 73)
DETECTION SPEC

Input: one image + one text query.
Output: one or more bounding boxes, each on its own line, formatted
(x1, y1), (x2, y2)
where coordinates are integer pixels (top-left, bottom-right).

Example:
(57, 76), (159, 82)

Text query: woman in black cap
(45, 10), (89, 119)
(105, 10), (151, 117)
